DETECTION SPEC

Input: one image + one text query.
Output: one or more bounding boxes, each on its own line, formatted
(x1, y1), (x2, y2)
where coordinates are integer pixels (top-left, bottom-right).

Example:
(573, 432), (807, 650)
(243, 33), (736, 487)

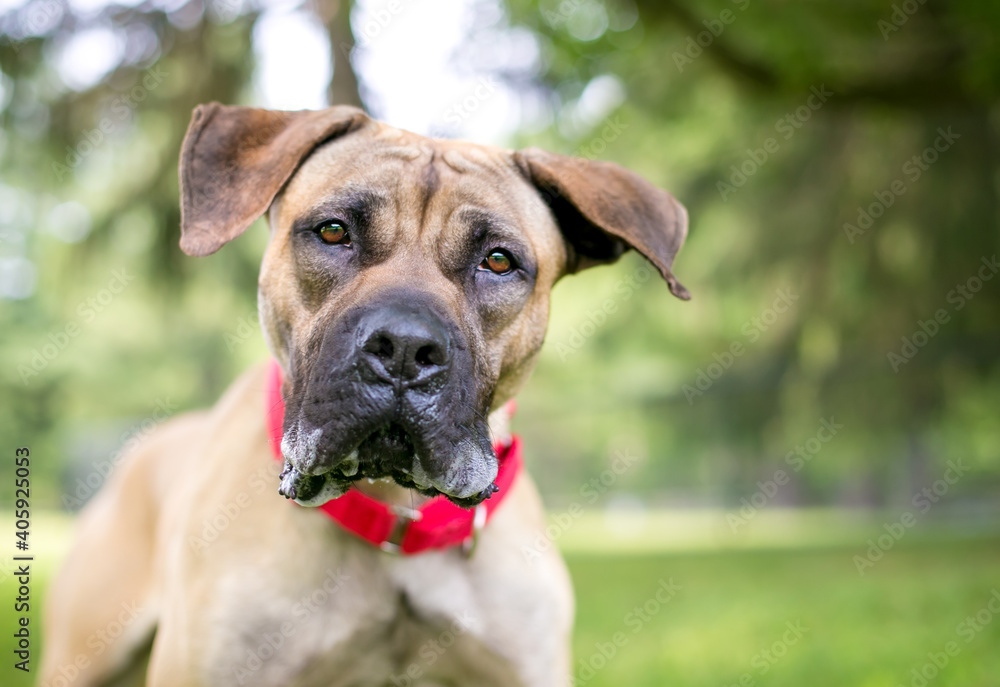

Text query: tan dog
(40, 104), (689, 687)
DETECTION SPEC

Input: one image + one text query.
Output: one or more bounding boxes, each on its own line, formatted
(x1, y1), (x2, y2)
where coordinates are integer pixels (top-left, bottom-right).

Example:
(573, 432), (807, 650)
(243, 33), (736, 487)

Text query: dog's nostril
(414, 344), (440, 368)
(365, 334), (395, 360)
(358, 309), (451, 383)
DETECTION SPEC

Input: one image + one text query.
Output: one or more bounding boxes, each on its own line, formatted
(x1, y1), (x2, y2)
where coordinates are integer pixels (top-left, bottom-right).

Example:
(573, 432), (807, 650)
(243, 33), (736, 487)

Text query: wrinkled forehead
(272, 125), (556, 245)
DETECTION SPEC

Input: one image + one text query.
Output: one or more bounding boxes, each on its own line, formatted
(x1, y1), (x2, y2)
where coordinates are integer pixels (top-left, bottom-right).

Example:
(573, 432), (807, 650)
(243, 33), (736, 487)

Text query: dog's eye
(479, 250), (515, 275)
(316, 221), (351, 246)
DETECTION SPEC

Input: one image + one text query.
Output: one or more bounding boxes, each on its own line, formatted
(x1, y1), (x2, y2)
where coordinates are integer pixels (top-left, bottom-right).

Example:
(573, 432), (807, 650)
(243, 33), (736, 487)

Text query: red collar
(265, 359), (522, 555)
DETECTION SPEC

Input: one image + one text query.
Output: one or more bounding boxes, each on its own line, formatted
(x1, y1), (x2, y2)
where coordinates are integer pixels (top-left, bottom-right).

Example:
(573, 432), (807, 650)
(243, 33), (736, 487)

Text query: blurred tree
(312, 0), (365, 107)
(0, 1), (269, 503)
(503, 0), (1000, 508)
(1, 0), (997, 514)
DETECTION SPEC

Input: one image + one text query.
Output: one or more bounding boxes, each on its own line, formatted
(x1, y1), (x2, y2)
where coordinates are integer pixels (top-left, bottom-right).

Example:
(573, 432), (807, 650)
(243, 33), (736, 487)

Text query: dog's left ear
(178, 103), (369, 256)
(514, 148), (690, 300)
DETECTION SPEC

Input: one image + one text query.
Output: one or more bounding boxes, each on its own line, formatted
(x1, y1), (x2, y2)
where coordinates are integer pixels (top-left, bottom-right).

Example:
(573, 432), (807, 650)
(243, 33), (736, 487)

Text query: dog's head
(178, 104), (689, 508)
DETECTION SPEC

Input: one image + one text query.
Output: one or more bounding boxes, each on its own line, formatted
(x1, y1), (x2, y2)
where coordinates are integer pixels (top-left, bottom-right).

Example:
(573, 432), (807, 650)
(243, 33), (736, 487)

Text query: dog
(40, 103), (689, 687)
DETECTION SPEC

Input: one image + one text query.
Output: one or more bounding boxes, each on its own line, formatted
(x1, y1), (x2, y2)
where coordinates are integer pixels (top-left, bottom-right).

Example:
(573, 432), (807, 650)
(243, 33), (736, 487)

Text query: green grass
(3, 515), (999, 686)
(567, 541), (1000, 687)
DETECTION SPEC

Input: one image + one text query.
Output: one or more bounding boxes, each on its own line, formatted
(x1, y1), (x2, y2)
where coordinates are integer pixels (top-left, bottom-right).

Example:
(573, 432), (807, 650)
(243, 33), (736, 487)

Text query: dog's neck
(352, 403), (514, 507)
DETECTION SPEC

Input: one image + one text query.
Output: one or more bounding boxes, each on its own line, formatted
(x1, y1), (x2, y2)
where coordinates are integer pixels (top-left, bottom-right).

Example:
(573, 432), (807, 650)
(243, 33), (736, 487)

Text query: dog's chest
(203, 544), (521, 687)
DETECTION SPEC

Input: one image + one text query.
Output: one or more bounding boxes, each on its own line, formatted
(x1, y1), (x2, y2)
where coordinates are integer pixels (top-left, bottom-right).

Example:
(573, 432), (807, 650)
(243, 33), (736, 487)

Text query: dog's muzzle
(277, 298), (499, 508)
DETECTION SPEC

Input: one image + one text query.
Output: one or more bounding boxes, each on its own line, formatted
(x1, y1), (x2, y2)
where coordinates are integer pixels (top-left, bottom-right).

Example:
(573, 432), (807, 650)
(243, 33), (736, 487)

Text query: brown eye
(480, 250), (514, 275)
(317, 221), (350, 245)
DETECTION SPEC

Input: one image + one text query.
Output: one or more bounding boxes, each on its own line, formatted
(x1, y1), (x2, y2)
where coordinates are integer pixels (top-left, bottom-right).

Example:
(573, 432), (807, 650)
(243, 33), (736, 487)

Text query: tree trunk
(312, 0), (365, 109)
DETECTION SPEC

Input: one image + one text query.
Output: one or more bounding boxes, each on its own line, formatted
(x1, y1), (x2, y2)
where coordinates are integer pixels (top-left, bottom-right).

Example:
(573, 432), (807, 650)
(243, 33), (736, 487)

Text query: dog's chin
(278, 422), (499, 509)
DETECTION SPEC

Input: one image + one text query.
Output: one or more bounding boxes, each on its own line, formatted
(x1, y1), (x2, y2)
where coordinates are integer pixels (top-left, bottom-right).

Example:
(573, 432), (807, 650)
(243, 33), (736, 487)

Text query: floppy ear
(178, 103), (368, 256)
(514, 148), (690, 300)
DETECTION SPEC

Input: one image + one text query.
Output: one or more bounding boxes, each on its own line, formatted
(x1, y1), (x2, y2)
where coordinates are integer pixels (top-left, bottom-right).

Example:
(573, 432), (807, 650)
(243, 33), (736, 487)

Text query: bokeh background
(2, 0), (999, 685)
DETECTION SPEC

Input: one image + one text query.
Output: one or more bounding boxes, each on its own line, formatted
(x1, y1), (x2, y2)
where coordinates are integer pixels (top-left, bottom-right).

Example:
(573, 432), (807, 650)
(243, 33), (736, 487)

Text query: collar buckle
(461, 505), (488, 559)
(379, 504), (424, 554)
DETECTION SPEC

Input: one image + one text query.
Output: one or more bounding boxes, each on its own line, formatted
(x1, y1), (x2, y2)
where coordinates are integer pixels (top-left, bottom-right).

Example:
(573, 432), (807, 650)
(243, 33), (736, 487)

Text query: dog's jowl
(40, 104), (689, 687)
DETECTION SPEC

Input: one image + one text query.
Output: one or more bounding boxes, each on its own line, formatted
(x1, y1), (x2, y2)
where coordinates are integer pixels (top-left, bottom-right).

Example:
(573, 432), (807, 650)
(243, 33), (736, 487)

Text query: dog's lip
(279, 417), (499, 507)
(277, 447), (499, 509)
(278, 462), (347, 505)
(278, 463), (497, 508)
(277, 422), (414, 505)
(277, 457), (445, 507)
(279, 419), (415, 472)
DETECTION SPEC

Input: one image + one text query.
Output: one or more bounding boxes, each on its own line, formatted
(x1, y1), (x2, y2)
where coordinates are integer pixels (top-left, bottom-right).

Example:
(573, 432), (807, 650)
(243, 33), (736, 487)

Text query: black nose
(359, 306), (451, 386)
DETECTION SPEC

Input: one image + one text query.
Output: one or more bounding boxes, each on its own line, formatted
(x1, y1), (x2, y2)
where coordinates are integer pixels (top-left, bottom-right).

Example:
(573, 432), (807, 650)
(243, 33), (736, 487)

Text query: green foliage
(1, 7), (267, 505)
(0, 0), (997, 510)
(506, 0), (1000, 506)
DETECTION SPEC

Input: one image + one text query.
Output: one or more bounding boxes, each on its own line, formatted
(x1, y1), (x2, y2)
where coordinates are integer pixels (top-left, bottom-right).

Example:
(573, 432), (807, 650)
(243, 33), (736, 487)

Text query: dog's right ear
(178, 103), (368, 256)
